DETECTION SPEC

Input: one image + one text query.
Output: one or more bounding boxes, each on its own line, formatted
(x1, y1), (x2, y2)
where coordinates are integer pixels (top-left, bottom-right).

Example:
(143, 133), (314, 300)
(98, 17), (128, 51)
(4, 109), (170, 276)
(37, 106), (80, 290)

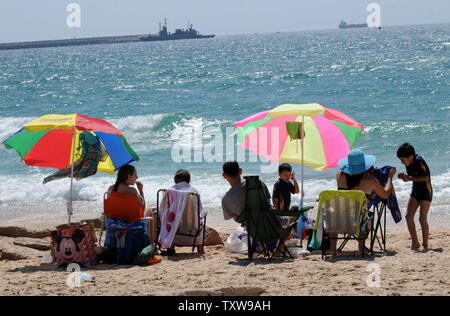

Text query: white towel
(158, 189), (190, 249)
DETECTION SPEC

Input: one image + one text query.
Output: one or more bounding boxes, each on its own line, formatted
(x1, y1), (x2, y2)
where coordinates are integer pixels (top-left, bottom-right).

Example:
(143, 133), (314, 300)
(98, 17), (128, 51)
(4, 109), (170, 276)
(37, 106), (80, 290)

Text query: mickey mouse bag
(50, 223), (98, 267)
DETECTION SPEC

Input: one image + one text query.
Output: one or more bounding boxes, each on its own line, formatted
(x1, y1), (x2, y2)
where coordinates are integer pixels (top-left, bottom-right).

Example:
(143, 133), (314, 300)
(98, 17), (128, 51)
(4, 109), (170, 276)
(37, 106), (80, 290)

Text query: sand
(0, 222), (449, 296)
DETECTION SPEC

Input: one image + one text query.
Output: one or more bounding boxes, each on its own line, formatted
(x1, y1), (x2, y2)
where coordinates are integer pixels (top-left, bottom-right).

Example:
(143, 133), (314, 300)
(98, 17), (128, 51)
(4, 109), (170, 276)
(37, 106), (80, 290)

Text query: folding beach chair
(99, 191), (146, 248)
(368, 199), (387, 253)
(310, 190), (369, 259)
(235, 176), (313, 260)
(156, 189), (208, 253)
(365, 165), (402, 253)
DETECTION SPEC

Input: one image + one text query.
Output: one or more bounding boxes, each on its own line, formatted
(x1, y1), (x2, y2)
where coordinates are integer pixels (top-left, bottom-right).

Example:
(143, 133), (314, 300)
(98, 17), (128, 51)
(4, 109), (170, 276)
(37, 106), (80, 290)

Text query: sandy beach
(0, 1), (449, 300)
(0, 218), (449, 296)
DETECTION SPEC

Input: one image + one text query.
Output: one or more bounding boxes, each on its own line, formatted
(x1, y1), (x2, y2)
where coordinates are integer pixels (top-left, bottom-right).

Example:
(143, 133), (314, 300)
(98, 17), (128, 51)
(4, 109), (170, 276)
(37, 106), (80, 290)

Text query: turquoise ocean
(0, 24), (449, 224)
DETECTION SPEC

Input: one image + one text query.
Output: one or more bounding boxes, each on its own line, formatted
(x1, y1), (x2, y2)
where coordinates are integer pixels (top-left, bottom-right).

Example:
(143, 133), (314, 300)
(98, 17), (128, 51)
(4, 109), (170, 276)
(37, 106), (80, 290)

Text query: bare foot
(326, 251), (337, 257)
(423, 243), (429, 250)
(271, 250), (284, 258)
(411, 243), (420, 251)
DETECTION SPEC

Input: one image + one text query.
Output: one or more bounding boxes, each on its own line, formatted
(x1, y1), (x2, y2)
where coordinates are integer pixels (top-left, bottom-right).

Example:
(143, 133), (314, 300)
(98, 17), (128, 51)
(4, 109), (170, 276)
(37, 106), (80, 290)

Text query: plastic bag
(292, 215), (315, 239)
(225, 226), (248, 254)
(288, 248), (310, 258)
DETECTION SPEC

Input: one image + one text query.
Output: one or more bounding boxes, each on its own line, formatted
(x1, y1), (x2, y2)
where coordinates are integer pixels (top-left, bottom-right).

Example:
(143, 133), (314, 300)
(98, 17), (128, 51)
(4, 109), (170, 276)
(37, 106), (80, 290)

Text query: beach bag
(50, 223), (98, 268)
(286, 121), (305, 140)
(103, 218), (147, 248)
(116, 227), (150, 265)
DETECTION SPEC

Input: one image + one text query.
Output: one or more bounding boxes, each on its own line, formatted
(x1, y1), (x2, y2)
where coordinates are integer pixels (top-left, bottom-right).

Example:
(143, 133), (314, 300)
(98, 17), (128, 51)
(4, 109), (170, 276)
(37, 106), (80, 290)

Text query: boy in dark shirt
(272, 163), (300, 212)
(397, 143), (433, 250)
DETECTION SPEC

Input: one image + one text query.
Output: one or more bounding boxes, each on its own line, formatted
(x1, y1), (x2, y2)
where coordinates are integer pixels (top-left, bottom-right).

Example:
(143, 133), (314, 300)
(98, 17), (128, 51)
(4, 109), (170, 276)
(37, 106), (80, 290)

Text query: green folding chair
(235, 176), (313, 260)
(309, 190), (369, 259)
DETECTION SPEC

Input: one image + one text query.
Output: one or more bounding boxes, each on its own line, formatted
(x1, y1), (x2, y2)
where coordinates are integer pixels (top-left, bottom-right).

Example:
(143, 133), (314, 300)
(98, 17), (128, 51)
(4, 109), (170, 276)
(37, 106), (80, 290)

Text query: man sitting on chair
(221, 161), (271, 221)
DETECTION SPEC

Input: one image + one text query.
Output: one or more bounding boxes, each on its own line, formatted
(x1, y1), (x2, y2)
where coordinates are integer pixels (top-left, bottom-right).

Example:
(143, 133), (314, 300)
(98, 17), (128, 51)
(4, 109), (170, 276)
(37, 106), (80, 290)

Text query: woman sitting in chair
(156, 169), (203, 256)
(102, 164), (158, 264)
(334, 149), (396, 256)
(107, 164), (145, 206)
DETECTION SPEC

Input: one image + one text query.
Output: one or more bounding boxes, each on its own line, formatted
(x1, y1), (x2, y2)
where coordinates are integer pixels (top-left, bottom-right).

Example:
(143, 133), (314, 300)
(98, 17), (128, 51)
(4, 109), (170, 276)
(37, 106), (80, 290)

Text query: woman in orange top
(107, 164), (145, 206)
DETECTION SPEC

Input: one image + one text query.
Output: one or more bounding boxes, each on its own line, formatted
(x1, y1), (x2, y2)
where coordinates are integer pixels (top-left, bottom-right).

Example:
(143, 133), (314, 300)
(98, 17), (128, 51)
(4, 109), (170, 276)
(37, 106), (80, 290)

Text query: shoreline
(0, 217), (449, 296)
(2, 200), (450, 228)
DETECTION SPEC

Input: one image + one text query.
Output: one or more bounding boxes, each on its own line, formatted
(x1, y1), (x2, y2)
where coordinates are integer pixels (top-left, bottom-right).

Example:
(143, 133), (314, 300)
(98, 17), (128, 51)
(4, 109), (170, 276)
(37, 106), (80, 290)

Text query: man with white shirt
(162, 169), (203, 255)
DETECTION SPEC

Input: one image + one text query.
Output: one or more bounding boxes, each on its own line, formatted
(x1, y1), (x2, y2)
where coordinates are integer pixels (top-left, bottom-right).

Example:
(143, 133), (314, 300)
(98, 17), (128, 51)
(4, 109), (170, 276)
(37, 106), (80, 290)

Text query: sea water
(0, 24), (449, 224)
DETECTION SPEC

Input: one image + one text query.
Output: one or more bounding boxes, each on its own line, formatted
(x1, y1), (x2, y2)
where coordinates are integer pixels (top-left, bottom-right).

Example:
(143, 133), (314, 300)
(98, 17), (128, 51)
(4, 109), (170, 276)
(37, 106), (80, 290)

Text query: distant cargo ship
(140, 19), (215, 41)
(338, 20), (368, 29)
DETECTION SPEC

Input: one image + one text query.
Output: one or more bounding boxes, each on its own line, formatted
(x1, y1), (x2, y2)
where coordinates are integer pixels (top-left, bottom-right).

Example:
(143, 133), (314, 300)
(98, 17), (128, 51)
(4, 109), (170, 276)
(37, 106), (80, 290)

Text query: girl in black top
(397, 143), (432, 250)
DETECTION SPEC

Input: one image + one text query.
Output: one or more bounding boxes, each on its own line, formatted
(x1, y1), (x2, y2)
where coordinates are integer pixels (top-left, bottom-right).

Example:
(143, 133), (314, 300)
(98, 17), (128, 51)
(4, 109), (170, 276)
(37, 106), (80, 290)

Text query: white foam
(0, 116), (36, 143)
(2, 113), (449, 222)
(363, 121), (442, 135)
(1, 170), (449, 207)
(1, 170), (450, 223)
(106, 114), (231, 154)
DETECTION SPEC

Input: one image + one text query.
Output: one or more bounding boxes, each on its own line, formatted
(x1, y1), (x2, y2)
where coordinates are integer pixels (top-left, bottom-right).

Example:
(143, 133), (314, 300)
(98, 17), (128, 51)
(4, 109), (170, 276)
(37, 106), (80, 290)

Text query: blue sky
(0, 0), (449, 42)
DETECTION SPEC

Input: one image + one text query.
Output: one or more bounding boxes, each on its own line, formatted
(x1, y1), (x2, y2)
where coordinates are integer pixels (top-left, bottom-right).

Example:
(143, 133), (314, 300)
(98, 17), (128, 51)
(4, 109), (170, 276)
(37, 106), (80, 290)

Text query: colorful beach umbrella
(3, 114), (139, 173)
(234, 103), (364, 206)
(3, 113), (139, 224)
(234, 103), (363, 171)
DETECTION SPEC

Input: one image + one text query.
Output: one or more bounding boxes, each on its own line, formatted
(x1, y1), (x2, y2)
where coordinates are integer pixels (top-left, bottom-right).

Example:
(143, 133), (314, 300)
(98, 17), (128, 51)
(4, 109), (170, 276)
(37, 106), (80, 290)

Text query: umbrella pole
(68, 128), (76, 226)
(300, 116), (304, 209)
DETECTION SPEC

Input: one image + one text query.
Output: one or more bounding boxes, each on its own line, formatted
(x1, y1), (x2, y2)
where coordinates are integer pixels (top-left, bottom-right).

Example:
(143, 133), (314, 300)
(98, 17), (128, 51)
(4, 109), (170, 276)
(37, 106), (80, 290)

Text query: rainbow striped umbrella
(3, 113), (139, 224)
(234, 103), (364, 205)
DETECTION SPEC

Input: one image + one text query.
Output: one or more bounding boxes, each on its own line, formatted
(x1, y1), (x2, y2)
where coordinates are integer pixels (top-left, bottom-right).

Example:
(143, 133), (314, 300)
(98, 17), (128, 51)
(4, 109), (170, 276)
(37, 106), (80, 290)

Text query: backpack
(116, 228), (150, 265)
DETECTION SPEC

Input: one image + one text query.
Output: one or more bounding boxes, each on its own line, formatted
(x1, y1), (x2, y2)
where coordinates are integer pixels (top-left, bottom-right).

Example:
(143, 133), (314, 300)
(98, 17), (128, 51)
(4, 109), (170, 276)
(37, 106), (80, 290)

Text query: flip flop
(147, 255), (162, 264)
(160, 249), (176, 256)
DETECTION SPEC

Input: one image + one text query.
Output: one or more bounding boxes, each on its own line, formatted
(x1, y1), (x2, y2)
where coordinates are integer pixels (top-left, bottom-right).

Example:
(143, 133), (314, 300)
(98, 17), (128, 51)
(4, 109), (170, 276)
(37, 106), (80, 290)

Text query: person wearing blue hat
(331, 149), (396, 256)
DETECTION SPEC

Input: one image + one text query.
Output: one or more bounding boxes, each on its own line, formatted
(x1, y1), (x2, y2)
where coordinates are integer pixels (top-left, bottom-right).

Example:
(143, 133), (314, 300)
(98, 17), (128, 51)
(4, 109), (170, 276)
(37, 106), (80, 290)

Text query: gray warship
(338, 20), (368, 29)
(140, 19), (215, 41)
(0, 19), (214, 51)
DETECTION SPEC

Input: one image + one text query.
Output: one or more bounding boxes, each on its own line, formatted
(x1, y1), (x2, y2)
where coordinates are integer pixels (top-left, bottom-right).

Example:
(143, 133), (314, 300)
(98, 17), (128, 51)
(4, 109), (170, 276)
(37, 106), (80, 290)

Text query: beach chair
(156, 189), (207, 254)
(99, 191), (146, 248)
(366, 165), (402, 254)
(99, 191), (157, 265)
(235, 176), (313, 260)
(368, 199), (387, 253)
(309, 190), (369, 259)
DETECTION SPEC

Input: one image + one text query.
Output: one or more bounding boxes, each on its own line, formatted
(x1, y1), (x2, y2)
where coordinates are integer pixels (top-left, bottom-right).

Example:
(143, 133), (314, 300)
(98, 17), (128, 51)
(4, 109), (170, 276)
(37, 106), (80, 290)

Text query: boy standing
(397, 143), (433, 250)
(272, 163), (300, 212)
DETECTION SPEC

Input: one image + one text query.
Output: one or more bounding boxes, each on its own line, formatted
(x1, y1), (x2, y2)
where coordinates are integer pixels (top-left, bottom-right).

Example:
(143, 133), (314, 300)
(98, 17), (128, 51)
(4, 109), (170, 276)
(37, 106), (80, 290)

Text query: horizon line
(1, 21), (449, 46)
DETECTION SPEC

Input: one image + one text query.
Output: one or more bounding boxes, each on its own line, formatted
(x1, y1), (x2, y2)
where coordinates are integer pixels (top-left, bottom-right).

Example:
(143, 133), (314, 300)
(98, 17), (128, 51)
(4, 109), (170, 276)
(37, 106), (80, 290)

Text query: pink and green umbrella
(234, 103), (364, 171)
(234, 103), (364, 206)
